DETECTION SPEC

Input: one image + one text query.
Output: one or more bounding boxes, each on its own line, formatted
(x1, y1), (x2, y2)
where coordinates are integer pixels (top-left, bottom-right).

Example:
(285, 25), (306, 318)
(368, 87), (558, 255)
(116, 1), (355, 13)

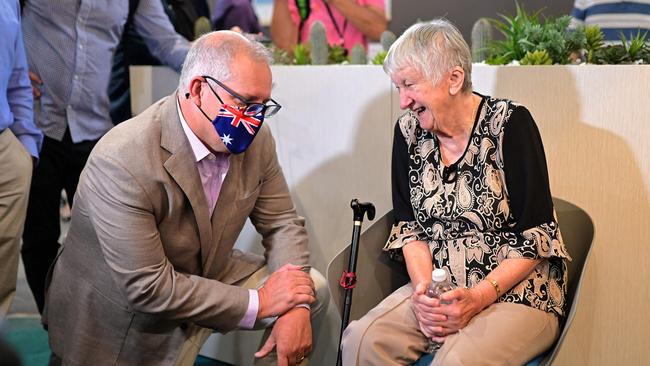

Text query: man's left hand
(254, 307), (312, 365)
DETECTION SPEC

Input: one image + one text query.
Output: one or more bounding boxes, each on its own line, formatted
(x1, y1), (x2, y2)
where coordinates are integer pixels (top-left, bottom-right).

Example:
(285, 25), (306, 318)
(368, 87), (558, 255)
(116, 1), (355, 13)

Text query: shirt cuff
(237, 289), (259, 329)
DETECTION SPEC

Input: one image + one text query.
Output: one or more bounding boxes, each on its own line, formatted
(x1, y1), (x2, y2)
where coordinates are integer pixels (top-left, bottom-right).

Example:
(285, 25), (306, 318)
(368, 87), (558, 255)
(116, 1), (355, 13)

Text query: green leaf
(520, 50), (553, 65)
(293, 43), (311, 65)
(371, 50), (388, 65)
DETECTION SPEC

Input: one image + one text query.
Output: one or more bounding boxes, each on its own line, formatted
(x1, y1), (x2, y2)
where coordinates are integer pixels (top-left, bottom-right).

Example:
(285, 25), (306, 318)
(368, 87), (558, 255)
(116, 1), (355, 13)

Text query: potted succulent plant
(475, 2), (650, 65)
(266, 21), (397, 65)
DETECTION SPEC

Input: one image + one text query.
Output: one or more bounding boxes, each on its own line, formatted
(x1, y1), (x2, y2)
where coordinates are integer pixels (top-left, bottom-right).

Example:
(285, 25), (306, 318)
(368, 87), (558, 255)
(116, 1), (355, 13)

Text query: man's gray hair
(178, 31), (273, 92)
(383, 19), (472, 91)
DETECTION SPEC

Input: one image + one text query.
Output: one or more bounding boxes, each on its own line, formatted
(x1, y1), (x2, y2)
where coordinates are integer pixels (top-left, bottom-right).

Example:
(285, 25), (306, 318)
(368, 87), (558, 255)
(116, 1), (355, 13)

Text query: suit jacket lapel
(159, 94), (213, 264)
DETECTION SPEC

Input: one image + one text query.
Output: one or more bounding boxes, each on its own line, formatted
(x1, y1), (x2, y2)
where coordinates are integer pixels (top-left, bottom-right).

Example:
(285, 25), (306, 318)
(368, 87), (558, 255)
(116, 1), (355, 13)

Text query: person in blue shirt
(0, 0), (43, 319)
(20, 0), (190, 315)
(109, 0), (210, 125)
(571, 0), (650, 41)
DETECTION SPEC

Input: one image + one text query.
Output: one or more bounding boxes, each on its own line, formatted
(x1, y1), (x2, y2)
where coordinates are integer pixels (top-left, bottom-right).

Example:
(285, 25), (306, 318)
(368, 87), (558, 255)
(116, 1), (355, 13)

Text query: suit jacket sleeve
(80, 150), (250, 332)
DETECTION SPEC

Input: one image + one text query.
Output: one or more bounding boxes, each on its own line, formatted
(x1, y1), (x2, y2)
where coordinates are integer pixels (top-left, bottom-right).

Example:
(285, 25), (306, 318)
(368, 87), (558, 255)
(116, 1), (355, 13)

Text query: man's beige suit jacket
(44, 94), (309, 365)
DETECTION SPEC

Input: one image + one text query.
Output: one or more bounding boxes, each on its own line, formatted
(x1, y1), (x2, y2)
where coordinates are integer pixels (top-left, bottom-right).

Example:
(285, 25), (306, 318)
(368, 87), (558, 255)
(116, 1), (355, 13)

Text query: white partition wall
(131, 65), (650, 366)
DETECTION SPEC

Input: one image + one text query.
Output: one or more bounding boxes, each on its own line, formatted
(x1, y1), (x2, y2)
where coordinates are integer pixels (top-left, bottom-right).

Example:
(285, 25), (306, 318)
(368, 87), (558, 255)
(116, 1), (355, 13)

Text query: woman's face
(391, 66), (450, 133)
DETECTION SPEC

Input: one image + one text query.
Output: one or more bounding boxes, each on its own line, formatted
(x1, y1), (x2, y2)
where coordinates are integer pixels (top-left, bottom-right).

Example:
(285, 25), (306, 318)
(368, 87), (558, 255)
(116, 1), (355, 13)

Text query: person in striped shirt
(571, 0), (650, 40)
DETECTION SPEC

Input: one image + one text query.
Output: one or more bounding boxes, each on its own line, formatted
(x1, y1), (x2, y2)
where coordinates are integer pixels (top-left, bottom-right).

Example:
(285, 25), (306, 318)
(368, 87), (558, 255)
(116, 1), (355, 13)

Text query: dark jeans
(21, 128), (97, 314)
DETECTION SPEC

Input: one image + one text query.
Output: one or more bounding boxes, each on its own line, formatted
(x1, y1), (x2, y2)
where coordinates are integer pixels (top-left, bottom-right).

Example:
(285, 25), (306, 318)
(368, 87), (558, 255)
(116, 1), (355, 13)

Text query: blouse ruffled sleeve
(502, 106), (571, 261)
(383, 120), (427, 260)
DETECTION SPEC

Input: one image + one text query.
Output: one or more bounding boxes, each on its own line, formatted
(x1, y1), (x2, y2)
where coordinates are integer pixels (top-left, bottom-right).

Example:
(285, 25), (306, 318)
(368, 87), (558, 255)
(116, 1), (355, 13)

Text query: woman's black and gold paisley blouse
(385, 94), (571, 317)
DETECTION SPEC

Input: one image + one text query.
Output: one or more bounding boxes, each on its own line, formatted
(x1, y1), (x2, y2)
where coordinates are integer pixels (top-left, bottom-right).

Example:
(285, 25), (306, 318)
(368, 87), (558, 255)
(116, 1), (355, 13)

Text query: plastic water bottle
(426, 269), (455, 303)
(424, 269), (455, 353)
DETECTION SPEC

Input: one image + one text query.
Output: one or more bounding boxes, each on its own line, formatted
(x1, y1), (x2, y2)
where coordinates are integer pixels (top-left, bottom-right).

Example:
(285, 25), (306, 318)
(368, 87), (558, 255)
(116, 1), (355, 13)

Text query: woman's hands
(411, 284), (488, 343)
(412, 283), (448, 343)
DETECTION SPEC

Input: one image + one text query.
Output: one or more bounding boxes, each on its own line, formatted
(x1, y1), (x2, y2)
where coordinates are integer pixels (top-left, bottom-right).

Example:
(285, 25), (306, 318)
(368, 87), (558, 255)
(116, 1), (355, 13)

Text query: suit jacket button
(180, 322), (188, 330)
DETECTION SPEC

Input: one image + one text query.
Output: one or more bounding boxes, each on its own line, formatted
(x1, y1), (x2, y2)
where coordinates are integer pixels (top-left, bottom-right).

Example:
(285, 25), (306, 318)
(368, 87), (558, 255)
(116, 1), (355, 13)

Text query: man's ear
(187, 76), (205, 106)
(448, 66), (465, 96)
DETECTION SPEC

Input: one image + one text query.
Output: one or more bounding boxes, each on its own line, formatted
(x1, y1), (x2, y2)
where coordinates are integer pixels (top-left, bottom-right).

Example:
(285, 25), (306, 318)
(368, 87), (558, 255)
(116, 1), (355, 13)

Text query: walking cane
(336, 199), (375, 366)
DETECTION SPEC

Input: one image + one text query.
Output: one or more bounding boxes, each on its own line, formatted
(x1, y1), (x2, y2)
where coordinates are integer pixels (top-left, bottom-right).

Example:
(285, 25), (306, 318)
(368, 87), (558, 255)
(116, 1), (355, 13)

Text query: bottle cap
(432, 268), (447, 282)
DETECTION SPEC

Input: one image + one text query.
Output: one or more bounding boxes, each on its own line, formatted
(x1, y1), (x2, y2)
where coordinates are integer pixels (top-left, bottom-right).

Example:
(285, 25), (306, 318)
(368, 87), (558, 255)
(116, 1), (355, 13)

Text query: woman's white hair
(383, 19), (472, 91)
(178, 31), (272, 92)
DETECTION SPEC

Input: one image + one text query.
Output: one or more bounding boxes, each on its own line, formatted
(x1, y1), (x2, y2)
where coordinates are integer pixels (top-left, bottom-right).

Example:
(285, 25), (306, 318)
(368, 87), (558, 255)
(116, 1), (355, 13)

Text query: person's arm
(271, 0), (299, 53)
(326, 0), (386, 41)
(386, 120), (443, 338)
(8, 2), (42, 159)
(247, 126), (314, 364)
(255, 307), (312, 365)
(386, 121), (431, 286)
(132, 0), (191, 72)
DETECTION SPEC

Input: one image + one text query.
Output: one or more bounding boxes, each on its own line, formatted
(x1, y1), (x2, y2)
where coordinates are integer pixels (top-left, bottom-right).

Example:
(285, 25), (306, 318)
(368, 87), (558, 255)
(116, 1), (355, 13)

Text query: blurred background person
(212, 0), (263, 33)
(109, 0), (210, 125)
(571, 0), (650, 41)
(0, 0), (42, 320)
(20, 0), (190, 315)
(271, 0), (387, 53)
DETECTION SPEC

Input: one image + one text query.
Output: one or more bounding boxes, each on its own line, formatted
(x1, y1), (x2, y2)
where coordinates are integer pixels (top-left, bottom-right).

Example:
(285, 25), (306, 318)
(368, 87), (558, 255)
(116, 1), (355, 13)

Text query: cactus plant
(309, 21), (328, 65)
(328, 44), (348, 64)
(584, 25), (604, 63)
(269, 44), (292, 65)
(471, 18), (493, 62)
(193, 16), (212, 40)
(592, 44), (629, 64)
(487, 2), (542, 64)
(293, 43), (310, 65)
(349, 44), (367, 64)
(621, 30), (649, 61)
(640, 44), (650, 63)
(380, 30), (397, 51)
(520, 50), (553, 65)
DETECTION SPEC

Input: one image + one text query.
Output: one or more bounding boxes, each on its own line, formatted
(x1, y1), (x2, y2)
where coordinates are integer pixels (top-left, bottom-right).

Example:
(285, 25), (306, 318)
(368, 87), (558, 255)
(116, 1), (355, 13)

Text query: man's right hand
(29, 70), (42, 99)
(257, 263), (315, 319)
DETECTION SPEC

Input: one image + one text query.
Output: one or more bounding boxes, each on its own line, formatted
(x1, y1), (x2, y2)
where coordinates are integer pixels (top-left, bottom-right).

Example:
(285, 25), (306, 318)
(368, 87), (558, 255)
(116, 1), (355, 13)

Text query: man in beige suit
(44, 31), (327, 366)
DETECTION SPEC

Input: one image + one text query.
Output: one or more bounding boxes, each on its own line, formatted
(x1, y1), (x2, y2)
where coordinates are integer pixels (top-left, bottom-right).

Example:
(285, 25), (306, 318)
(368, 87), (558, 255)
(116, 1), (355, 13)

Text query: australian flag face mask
(189, 75), (280, 154)
(209, 104), (264, 154)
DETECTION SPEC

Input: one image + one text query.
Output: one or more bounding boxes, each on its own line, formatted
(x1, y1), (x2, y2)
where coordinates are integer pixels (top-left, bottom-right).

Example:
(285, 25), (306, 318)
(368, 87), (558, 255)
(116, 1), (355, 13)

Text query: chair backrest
(538, 198), (595, 365)
(326, 198), (594, 365)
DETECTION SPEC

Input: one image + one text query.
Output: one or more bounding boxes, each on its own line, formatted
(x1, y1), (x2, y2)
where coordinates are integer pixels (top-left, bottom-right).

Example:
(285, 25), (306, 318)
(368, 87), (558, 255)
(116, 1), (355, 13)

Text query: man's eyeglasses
(202, 75), (282, 118)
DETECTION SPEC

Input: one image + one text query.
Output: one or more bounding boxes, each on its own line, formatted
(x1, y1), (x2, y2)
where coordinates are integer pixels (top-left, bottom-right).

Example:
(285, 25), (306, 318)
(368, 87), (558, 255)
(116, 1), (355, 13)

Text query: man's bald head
(178, 31), (272, 93)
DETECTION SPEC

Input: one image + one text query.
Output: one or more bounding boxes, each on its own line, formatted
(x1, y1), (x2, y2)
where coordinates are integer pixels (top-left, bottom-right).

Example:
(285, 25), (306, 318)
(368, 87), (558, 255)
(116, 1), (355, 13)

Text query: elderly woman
(341, 19), (571, 365)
